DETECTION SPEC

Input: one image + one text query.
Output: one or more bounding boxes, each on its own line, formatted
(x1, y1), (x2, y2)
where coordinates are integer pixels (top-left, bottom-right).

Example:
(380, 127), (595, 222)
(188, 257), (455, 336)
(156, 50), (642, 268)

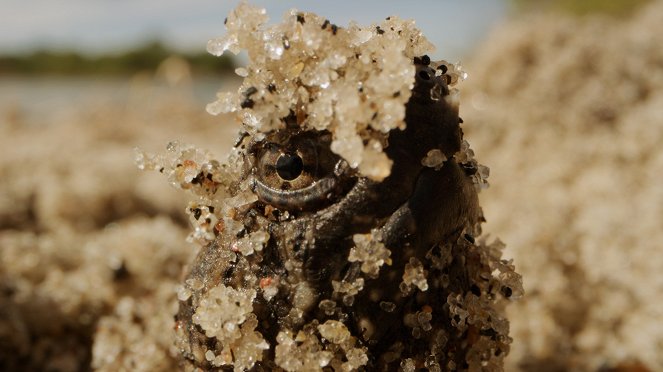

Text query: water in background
(0, 74), (235, 127)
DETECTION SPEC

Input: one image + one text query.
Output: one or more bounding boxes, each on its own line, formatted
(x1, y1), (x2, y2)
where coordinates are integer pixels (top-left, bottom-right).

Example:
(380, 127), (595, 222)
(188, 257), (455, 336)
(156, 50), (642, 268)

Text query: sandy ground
(0, 70), (240, 370)
(462, 2), (663, 370)
(1, 2), (662, 371)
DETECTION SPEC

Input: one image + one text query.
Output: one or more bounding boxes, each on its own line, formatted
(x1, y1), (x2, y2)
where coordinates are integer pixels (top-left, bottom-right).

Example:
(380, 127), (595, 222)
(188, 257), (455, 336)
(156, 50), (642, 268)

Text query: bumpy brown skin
(176, 62), (486, 370)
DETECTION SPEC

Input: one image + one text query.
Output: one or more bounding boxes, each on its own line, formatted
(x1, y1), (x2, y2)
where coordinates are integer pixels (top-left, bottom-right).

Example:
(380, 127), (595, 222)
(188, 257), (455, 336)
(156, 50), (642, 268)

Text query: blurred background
(1, 0), (661, 371)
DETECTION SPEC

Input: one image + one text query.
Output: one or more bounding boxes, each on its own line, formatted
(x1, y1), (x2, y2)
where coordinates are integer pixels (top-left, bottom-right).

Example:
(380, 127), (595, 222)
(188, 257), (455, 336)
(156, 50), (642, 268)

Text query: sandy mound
(0, 74), (239, 370)
(462, 2), (663, 371)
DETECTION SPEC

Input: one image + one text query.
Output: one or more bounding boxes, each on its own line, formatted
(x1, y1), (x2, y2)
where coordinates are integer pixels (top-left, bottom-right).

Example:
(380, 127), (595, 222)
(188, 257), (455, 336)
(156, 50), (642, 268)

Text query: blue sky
(1, 0), (508, 60)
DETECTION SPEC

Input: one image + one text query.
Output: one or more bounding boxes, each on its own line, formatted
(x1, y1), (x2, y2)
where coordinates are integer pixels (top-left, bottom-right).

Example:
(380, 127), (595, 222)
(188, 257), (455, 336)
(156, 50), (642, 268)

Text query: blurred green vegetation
(511, 0), (651, 16)
(0, 41), (235, 76)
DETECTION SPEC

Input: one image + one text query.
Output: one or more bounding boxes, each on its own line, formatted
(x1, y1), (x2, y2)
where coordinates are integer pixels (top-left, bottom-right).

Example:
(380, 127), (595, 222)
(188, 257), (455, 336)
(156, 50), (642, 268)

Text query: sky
(1, 0), (508, 61)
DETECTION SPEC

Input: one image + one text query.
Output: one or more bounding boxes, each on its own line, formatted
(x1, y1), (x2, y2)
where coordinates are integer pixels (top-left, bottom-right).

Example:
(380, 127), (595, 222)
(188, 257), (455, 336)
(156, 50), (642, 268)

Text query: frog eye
(274, 153), (304, 181)
(250, 131), (354, 211)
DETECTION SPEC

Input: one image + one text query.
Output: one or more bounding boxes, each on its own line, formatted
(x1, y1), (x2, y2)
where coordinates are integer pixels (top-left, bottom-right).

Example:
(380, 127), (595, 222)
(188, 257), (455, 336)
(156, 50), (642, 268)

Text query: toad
(142, 5), (523, 371)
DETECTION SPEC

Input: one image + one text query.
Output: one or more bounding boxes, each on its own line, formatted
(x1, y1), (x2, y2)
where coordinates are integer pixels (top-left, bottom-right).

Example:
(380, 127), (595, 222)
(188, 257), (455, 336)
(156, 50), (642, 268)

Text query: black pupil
(275, 153), (304, 181)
